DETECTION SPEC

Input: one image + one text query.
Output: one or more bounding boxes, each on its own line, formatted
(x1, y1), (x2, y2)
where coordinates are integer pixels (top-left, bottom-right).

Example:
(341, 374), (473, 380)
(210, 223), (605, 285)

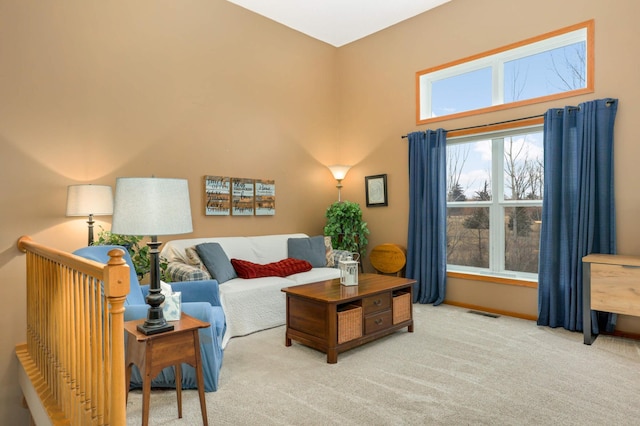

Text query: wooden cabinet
(582, 254), (640, 344)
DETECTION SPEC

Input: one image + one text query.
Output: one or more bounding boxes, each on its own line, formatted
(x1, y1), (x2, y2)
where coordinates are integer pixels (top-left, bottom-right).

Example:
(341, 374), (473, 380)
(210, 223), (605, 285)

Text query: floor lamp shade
(111, 177), (193, 236)
(327, 165), (351, 202)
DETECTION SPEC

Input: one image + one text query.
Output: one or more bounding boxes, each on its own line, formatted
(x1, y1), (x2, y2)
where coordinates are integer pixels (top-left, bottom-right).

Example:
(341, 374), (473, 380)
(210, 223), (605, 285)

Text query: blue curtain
(406, 129), (447, 305)
(538, 98), (618, 333)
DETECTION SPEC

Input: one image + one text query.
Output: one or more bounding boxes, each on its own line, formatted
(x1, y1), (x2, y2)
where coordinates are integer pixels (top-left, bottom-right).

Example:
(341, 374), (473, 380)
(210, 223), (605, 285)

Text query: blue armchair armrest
(141, 279), (222, 307)
(139, 282), (225, 343)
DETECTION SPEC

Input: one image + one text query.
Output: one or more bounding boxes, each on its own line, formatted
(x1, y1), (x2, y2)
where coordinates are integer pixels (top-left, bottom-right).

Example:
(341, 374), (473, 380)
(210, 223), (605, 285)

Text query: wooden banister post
(104, 248), (130, 426)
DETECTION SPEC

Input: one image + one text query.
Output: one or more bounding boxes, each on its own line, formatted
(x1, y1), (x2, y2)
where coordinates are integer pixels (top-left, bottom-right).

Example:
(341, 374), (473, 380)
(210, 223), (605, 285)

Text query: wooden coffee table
(281, 273), (415, 363)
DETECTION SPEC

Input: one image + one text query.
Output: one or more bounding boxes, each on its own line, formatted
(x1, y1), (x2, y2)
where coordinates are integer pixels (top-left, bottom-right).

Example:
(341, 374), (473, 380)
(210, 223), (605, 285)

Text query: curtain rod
(401, 113), (544, 139)
(402, 99), (616, 139)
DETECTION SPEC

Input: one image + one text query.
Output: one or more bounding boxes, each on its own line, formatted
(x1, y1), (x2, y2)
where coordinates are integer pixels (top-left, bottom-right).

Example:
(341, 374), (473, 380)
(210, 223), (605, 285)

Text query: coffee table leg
(285, 336), (291, 346)
(327, 349), (337, 364)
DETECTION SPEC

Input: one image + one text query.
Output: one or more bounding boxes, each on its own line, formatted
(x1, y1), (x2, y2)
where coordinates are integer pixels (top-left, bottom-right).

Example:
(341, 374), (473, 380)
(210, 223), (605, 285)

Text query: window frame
(416, 20), (594, 125)
(446, 123), (544, 283)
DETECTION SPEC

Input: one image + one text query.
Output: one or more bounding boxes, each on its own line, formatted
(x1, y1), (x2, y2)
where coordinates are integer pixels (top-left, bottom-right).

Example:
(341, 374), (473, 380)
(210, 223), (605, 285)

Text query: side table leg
(125, 365), (131, 403)
(175, 363), (182, 419)
(193, 331), (209, 426)
(583, 262), (596, 345)
(142, 371), (151, 426)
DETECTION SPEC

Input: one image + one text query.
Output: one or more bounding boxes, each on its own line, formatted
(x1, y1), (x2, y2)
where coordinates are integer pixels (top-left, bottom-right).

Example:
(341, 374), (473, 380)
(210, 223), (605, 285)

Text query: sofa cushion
(287, 267), (341, 285)
(160, 233), (309, 264)
(231, 258), (312, 279)
(196, 242), (237, 284)
(324, 236), (335, 267)
(287, 235), (326, 267)
(185, 246), (212, 278)
(166, 262), (212, 282)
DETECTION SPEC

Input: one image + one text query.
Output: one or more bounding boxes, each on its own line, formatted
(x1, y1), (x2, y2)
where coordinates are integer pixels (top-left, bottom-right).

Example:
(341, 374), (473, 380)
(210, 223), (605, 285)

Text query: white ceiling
(226, 0), (451, 47)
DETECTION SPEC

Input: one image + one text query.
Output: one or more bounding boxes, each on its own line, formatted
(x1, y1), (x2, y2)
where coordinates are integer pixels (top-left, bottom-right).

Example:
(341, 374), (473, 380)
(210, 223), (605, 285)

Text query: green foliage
(93, 226), (152, 279)
(463, 181), (491, 230)
(323, 201), (370, 258)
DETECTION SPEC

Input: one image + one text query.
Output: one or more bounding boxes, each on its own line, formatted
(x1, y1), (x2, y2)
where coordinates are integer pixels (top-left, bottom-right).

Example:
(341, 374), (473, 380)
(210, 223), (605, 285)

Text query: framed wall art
(232, 178), (254, 216)
(254, 179), (276, 216)
(204, 176), (231, 215)
(365, 174), (388, 207)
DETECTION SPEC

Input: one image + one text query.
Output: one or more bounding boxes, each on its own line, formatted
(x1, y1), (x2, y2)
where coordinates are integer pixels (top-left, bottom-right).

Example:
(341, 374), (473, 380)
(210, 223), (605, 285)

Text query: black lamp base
(137, 238), (175, 335)
(137, 321), (174, 336)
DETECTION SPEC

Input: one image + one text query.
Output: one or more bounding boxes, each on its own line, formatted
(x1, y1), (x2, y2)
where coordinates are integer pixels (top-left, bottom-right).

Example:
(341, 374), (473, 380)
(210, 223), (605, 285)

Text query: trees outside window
(446, 128), (543, 279)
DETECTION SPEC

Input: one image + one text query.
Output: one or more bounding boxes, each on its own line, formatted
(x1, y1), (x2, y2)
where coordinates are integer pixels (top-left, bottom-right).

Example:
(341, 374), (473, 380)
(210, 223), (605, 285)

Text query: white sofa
(160, 233), (348, 348)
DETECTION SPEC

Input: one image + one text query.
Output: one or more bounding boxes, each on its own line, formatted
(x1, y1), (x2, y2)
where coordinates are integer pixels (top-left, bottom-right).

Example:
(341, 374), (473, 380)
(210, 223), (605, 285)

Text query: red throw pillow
(231, 258), (312, 279)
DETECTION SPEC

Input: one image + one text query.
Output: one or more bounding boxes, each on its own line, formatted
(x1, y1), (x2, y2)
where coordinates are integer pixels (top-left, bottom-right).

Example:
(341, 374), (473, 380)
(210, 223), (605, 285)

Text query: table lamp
(66, 184), (114, 246)
(111, 177), (193, 335)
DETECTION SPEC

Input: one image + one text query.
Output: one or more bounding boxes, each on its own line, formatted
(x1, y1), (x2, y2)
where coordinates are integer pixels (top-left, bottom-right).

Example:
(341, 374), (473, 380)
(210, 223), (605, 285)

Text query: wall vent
(467, 310), (500, 318)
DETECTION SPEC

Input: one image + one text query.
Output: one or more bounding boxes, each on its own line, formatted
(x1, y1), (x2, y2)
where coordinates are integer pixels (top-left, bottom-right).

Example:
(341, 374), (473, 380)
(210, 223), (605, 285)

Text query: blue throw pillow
(196, 242), (237, 284)
(287, 236), (327, 268)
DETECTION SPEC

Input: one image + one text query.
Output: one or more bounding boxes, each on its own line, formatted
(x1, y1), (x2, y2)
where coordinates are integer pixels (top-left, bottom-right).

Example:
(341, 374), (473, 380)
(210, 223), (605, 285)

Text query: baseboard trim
(443, 301), (640, 341)
(443, 301), (537, 321)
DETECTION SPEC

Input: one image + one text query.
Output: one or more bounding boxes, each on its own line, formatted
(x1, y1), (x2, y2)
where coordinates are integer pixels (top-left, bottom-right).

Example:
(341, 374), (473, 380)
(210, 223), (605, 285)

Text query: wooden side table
(582, 254), (640, 345)
(125, 313), (210, 426)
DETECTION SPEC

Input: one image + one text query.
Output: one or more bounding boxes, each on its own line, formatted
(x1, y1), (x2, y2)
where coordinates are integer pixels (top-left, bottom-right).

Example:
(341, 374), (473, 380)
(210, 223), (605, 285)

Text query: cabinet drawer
(591, 263), (640, 316)
(364, 311), (392, 335)
(362, 293), (391, 314)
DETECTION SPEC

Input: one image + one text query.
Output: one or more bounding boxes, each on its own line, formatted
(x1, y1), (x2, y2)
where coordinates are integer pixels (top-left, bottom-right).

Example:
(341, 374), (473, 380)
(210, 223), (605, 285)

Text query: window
(446, 126), (543, 281)
(417, 20), (593, 124)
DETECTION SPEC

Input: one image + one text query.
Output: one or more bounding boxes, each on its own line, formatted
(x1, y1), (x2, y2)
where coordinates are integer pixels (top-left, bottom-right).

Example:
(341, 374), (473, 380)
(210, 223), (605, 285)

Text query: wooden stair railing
(16, 236), (130, 425)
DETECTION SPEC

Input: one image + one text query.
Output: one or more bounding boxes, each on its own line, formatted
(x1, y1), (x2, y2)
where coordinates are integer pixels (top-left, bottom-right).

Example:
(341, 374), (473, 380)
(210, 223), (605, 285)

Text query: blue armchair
(73, 245), (225, 392)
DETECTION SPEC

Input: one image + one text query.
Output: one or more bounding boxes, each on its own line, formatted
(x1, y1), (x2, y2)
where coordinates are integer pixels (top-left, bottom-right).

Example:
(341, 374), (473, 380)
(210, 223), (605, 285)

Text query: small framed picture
(365, 174), (388, 207)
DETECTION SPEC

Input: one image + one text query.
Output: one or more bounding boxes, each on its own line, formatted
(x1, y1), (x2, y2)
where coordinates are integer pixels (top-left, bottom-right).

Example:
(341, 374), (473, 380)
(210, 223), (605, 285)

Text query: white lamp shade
(111, 177), (193, 236)
(328, 165), (351, 181)
(66, 184), (114, 216)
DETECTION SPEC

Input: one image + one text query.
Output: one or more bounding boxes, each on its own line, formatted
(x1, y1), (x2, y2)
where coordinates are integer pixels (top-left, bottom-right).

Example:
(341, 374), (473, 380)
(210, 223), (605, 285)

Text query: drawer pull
(373, 299), (382, 306)
(375, 318), (384, 325)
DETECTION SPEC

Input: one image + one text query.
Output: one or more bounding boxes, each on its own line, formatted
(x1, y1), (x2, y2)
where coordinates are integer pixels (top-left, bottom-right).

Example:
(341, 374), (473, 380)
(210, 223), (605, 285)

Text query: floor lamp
(111, 177), (193, 335)
(327, 165), (351, 202)
(66, 184), (114, 246)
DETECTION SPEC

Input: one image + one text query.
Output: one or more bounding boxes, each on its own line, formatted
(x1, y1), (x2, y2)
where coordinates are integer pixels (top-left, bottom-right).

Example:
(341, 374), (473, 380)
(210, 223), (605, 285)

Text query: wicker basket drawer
(392, 292), (411, 324)
(337, 305), (363, 344)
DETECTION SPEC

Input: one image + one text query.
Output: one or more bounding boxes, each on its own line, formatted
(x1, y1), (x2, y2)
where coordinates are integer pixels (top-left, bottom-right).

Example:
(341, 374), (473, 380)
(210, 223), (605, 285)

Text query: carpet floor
(126, 304), (640, 425)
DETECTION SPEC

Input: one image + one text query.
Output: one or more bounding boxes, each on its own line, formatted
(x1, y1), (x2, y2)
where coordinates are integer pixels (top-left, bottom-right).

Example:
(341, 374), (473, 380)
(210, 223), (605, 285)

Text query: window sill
(447, 271), (537, 288)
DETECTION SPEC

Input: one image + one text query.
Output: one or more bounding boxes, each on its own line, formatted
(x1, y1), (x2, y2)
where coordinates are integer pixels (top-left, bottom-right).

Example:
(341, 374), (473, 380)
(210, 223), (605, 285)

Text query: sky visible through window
(441, 40), (585, 200)
(431, 41), (586, 118)
(448, 132), (543, 201)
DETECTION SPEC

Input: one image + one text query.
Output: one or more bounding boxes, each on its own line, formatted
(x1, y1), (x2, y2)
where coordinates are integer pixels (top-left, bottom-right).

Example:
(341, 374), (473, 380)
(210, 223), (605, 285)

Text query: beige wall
(0, 1), (339, 423)
(2, 0), (640, 422)
(337, 0), (640, 322)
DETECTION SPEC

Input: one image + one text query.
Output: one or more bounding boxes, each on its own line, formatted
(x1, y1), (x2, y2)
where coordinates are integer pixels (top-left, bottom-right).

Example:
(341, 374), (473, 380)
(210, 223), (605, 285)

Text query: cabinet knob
(373, 299), (382, 306)
(375, 318), (383, 325)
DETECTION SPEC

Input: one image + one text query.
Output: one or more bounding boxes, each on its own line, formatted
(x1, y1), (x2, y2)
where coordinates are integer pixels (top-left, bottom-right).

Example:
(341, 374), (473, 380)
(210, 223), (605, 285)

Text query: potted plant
(93, 226), (151, 279)
(324, 200), (370, 259)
